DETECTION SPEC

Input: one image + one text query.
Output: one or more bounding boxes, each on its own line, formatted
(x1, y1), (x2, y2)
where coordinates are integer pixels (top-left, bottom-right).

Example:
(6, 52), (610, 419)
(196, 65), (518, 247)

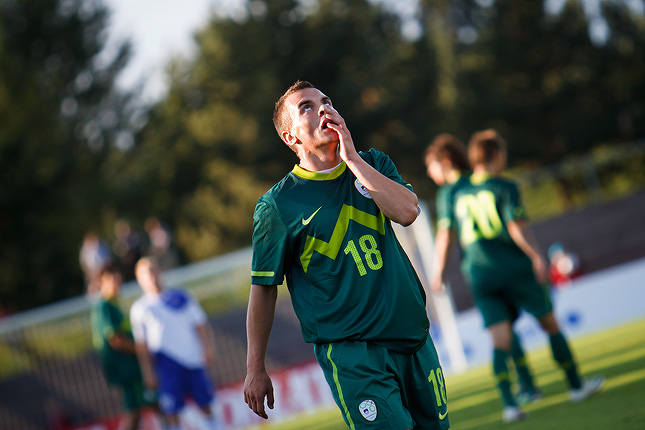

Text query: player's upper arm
(129, 303), (146, 342)
(501, 181), (527, 223)
(251, 200), (289, 286)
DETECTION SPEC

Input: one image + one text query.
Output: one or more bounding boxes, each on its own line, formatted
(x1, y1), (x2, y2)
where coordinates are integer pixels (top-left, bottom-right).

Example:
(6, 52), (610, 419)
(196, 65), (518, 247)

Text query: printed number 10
(344, 234), (383, 276)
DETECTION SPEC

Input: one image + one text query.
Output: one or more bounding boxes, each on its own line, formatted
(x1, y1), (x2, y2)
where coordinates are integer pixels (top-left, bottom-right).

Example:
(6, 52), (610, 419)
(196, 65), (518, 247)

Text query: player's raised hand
(323, 106), (357, 163)
(243, 369), (274, 419)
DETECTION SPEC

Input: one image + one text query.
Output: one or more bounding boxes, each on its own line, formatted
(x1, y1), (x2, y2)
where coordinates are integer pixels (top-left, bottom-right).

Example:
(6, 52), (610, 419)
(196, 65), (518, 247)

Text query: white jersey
(130, 288), (207, 368)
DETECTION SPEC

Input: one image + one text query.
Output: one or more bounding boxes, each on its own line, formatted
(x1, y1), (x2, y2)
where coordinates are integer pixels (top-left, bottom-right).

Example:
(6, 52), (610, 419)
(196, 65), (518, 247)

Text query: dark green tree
(0, 0), (134, 310)
(124, 0), (441, 261)
(451, 0), (645, 163)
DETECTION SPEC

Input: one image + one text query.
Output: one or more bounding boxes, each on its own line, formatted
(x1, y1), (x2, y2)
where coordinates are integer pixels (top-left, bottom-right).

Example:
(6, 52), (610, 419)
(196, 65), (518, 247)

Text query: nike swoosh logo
(439, 410), (448, 420)
(302, 206), (322, 225)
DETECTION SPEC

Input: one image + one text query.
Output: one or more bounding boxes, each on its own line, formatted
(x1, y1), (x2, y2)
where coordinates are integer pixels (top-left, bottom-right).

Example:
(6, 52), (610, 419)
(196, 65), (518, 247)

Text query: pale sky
(100, 0), (411, 104)
(102, 0), (235, 104)
(101, 0), (643, 104)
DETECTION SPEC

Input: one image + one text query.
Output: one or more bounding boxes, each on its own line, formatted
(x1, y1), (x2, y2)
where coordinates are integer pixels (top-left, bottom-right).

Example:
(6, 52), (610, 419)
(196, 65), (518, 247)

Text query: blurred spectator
(131, 257), (218, 430)
(144, 217), (180, 270)
(79, 231), (113, 294)
(90, 262), (155, 430)
(548, 242), (582, 287)
(113, 219), (143, 282)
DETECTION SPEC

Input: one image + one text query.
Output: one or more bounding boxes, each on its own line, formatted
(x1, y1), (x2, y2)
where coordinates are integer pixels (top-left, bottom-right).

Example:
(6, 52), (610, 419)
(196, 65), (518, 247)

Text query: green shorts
(314, 335), (450, 430)
(473, 273), (553, 328)
(118, 377), (147, 411)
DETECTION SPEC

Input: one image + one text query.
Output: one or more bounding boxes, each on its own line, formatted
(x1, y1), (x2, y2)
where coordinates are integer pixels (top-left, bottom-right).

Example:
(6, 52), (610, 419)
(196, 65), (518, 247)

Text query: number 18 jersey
(251, 149), (429, 353)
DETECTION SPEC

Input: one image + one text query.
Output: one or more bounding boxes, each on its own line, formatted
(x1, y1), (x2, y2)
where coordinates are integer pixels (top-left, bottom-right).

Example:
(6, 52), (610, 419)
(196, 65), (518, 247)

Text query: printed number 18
(344, 234), (383, 276)
(428, 367), (447, 407)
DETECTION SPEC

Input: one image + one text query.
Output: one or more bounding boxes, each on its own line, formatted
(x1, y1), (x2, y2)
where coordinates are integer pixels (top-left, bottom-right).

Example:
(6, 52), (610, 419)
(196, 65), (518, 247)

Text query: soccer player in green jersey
(91, 263), (150, 430)
(244, 81), (450, 430)
(435, 129), (604, 422)
(425, 133), (542, 411)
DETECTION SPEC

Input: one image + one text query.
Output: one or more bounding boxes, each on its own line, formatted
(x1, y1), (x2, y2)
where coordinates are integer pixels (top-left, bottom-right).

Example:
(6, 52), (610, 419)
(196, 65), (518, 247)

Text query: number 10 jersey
(251, 149), (429, 353)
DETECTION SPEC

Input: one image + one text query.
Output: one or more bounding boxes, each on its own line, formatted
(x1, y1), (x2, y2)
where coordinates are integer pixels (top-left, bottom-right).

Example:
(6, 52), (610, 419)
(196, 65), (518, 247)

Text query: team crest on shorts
(354, 179), (373, 199)
(359, 399), (377, 421)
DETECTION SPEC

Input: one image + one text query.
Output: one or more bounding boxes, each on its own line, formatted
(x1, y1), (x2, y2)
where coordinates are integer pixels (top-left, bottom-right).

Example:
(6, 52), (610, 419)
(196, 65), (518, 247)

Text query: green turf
(243, 318), (645, 430)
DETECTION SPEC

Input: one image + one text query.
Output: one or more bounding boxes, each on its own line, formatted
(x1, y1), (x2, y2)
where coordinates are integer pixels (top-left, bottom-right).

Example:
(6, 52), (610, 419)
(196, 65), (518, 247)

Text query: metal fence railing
(0, 248), (253, 430)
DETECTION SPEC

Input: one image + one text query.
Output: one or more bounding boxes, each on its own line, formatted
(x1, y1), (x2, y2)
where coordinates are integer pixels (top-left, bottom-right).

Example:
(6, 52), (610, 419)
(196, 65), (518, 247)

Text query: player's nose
(318, 103), (330, 116)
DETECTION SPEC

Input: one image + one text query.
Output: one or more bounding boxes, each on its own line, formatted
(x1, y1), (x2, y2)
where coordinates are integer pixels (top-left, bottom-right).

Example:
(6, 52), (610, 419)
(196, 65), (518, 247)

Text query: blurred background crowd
(79, 217), (181, 294)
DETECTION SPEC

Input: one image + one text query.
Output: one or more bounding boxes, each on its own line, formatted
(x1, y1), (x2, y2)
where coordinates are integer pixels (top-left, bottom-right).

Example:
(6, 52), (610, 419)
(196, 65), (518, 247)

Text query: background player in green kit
(436, 129), (604, 422)
(424, 133), (542, 411)
(91, 263), (152, 430)
(243, 80), (450, 430)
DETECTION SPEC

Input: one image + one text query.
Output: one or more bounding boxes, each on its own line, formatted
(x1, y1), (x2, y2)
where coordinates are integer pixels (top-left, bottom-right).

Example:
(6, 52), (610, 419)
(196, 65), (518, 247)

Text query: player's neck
(473, 165), (496, 175)
(445, 169), (462, 184)
(144, 284), (163, 295)
(298, 147), (342, 172)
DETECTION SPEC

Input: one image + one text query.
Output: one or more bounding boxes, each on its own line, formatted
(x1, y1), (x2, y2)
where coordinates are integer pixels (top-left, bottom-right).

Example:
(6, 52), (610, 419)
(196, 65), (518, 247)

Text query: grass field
(243, 319), (645, 430)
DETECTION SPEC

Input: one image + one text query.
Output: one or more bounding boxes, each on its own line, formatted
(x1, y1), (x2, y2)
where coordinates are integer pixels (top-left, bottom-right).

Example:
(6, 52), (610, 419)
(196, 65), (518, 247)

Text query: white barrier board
(433, 257), (645, 371)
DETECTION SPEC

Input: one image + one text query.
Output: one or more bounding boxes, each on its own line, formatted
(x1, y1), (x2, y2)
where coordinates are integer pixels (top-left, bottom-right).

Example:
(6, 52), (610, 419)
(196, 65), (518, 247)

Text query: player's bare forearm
(325, 108), (418, 226)
(344, 155), (419, 226)
(108, 333), (136, 354)
(508, 220), (548, 283)
(244, 284), (278, 418)
(134, 341), (157, 389)
(507, 220), (542, 260)
(246, 284), (277, 370)
(431, 228), (454, 292)
(196, 323), (215, 366)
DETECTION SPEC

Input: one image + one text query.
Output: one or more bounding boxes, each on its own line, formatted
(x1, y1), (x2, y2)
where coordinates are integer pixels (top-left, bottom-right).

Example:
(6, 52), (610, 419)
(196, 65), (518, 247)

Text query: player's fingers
(267, 387), (275, 410)
(325, 113), (346, 129)
(245, 391), (268, 419)
(254, 399), (268, 419)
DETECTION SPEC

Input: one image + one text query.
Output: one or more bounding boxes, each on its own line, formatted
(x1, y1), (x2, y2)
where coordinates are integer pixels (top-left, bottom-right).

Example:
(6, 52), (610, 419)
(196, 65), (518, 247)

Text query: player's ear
(282, 130), (299, 148)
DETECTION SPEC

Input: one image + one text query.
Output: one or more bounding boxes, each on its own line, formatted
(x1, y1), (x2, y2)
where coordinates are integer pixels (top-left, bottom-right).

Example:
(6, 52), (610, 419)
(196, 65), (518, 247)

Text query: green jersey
(91, 298), (141, 384)
(450, 173), (533, 287)
(435, 173), (470, 232)
(251, 149), (429, 353)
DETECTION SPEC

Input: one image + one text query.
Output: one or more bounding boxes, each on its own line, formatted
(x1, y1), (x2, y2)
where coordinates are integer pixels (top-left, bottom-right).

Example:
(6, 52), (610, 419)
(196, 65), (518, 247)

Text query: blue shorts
(155, 352), (214, 414)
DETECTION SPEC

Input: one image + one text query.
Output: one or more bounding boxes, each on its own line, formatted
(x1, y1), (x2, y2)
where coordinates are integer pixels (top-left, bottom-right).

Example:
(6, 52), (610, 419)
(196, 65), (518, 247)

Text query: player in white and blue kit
(131, 257), (218, 430)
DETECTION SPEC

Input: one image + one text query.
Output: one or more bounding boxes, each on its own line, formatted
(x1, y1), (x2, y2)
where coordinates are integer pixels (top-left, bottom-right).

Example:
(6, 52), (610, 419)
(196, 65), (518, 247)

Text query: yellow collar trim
(470, 172), (492, 185)
(292, 162), (347, 181)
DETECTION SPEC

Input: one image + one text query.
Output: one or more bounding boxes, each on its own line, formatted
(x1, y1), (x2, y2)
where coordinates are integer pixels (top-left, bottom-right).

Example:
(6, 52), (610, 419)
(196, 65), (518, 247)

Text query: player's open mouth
(321, 119), (335, 129)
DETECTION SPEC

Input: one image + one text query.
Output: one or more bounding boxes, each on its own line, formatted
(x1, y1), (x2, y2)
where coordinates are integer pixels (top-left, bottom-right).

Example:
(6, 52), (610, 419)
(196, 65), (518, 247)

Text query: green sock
(493, 348), (517, 406)
(511, 331), (536, 392)
(549, 332), (582, 389)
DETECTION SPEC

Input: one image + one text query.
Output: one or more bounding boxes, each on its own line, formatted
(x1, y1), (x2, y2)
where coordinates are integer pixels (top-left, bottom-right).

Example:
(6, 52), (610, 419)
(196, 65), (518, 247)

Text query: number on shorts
(428, 367), (448, 406)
